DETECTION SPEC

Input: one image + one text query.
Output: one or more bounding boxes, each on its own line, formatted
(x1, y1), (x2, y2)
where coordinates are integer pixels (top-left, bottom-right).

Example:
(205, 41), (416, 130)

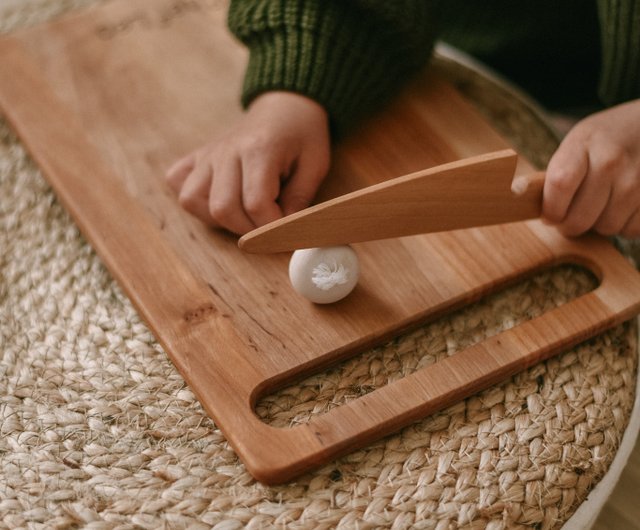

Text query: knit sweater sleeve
(597, 0), (640, 105)
(227, 0), (438, 136)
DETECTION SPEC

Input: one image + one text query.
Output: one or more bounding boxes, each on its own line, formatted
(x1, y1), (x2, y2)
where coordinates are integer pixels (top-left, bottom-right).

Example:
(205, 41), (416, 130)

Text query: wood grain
(1, 0), (640, 484)
(240, 149), (546, 253)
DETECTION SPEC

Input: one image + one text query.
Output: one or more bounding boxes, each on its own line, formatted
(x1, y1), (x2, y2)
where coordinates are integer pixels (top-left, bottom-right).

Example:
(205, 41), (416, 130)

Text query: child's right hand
(542, 99), (640, 237)
(166, 91), (331, 235)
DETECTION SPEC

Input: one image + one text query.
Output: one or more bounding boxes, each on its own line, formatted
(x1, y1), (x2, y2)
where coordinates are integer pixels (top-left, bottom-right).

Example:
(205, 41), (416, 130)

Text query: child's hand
(166, 91), (330, 235)
(542, 99), (640, 238)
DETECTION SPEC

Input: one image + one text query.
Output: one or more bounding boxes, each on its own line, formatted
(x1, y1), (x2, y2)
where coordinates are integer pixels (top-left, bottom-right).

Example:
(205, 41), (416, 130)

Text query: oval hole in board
(254, 263), (598, 428)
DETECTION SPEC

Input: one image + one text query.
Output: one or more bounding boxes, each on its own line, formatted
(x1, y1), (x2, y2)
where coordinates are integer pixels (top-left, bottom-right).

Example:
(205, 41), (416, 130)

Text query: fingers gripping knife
(239, 149), (545, 254)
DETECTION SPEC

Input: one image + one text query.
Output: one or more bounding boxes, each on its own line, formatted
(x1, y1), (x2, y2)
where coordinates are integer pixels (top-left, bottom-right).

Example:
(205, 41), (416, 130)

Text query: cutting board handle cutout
(231, 239), (640, 483)
(253, 262), (598, 426)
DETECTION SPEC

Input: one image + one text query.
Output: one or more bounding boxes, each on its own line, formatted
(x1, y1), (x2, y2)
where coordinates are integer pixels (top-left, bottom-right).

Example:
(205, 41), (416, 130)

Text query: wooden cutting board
(2, 0), (640, 484)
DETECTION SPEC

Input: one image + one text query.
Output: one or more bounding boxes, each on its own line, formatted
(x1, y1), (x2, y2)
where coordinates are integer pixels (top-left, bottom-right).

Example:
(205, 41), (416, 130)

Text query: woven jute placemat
(1, 2), (638, 529)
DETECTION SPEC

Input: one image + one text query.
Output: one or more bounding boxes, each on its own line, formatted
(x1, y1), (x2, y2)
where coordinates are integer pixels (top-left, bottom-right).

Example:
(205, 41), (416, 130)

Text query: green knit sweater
(228, 0), (640, 135)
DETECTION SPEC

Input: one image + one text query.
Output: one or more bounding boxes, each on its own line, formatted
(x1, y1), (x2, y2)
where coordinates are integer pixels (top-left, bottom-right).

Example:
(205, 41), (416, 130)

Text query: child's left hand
(542, 99), (640, 238)
(165, 91), (330, 235)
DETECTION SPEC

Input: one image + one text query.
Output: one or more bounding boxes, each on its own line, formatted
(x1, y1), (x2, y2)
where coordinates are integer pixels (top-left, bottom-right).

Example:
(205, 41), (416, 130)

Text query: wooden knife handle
(511, 170), (545, 204)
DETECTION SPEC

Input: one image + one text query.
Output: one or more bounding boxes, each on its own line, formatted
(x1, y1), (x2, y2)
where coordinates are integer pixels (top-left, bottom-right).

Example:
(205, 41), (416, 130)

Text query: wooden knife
(238, 149), (545, 254)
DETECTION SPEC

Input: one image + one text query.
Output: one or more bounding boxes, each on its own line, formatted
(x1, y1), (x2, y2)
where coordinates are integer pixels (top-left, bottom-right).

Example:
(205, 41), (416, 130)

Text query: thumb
(542, 134), (589, 224)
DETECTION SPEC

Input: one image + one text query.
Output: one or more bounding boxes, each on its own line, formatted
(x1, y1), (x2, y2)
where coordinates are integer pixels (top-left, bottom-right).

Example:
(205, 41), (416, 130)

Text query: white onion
(288, 246), (360, 303)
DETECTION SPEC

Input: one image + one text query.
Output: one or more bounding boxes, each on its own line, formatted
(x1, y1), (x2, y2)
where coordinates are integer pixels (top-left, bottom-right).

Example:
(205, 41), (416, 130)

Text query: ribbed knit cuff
(597, 0), (640, 105)
(228, 0), (435, 137)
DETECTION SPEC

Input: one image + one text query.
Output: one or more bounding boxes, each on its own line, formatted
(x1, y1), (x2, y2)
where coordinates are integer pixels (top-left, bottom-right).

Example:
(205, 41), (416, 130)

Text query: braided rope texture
(1, 1), (638, 528)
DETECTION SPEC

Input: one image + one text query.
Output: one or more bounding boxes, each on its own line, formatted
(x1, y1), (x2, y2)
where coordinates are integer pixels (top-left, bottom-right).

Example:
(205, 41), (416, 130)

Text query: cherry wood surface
(1, 0), (640, 484)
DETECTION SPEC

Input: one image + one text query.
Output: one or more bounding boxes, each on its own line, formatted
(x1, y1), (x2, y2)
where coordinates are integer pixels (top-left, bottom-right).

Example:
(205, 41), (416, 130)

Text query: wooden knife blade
(239, 149), (544, 254)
